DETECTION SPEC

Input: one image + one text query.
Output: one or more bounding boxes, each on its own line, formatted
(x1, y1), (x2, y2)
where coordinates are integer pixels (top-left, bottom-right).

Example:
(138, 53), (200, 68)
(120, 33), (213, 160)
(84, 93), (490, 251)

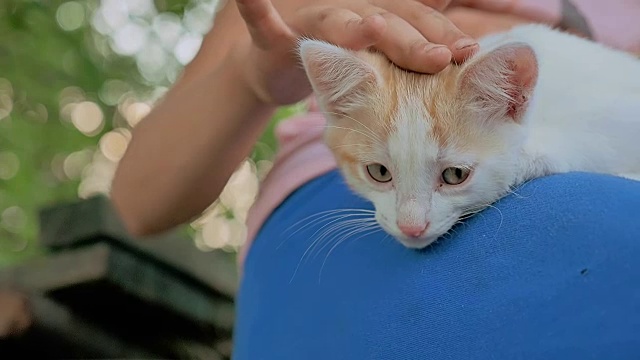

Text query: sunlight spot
(94, 0), (128, 34)
(219, 160), (259, 222)
(63, 150), (93, 180)
(0, 94), (13, 121)
(99, 129), (130, 162)
(56, 1), (86, 31)
(99, 79), (131, 106)
(112, 21), (149, 56)
(126, 0), (156, 17)
(194, 232), (213, 252)
(1, 206), (26, 234)
(174, 32), (202, 65)
(78, 151), (118, 199)
(202, 216), (247, 251)
(153, 12), (183, 50)
(136, 42), (168, 80)
(59, 86), (86, 107)
(0, 152), (19, 180)
(50, 153), (67, 181)
(123, 101), (151, 127)
(256, 160), (273, 181)
(0, 78), (13, 97)
(0, 78), (13, 121)
(71, 101), (104, 136)
(183, 3), (215, 35)
(24, 103), (48, 124)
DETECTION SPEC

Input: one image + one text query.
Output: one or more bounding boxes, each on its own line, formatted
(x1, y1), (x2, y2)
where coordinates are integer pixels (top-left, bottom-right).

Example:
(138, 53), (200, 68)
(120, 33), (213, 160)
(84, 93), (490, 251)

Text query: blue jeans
(233, 171), (640, 359)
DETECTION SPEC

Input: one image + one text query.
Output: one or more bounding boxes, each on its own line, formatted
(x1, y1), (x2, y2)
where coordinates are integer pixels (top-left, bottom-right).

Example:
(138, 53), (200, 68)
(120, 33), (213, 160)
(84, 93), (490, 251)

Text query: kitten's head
(299, 39), (538, 249)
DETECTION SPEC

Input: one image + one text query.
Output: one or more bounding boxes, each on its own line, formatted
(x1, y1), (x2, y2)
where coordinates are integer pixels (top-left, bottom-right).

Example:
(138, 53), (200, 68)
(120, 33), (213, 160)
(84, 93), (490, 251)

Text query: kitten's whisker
(286, 211), (374, 236)
(306, 217), (376, 250)
(282, 208), (375, 237)
(308, 218), (377, 261)
(318, 226), (382, 282)
(506, 178), (535, 199)
(312, 220), (377, 261)
(291, 217), (376, 280)
(485, 204), (504, 237)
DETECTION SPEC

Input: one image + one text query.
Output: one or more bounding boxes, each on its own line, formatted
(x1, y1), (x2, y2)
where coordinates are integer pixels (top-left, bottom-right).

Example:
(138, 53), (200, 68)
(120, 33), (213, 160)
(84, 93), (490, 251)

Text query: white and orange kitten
(298, 24), (640, 249)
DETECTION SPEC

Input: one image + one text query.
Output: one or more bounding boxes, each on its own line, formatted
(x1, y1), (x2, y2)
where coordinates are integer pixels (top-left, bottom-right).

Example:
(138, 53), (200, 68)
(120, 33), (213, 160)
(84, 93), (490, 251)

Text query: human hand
(235, 0), (479, 105)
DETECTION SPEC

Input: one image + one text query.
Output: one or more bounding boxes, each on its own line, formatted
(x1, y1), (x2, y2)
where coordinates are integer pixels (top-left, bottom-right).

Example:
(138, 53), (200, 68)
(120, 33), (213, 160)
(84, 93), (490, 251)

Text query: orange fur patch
(326, 50), (510, 177)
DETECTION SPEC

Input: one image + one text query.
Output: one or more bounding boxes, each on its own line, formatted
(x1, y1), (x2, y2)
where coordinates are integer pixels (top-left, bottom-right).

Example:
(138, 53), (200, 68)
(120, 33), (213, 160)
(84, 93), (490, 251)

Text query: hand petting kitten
(234, 0), (480, 106)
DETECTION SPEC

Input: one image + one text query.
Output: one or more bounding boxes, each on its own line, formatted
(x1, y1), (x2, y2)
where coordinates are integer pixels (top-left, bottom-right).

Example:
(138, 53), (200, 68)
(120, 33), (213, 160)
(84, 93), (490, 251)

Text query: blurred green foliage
(0, 0), (296, 267)
(1, 0), (109, 266)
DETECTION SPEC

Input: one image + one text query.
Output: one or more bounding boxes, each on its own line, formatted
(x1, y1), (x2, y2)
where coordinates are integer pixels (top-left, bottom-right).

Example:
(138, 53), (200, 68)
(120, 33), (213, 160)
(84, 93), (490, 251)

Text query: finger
(451, 0), (515, 13)
(236, 0), (295, 48)
(382, 1), (479, 64)
(292, 7), (387, 50)
(420, 0), (455, 11)
(368, 11), (453, 73)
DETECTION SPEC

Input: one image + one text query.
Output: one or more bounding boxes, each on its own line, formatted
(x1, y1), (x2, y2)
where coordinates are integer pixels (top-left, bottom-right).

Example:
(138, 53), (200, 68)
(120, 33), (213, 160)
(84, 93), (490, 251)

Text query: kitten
(298, 24), (640, 249)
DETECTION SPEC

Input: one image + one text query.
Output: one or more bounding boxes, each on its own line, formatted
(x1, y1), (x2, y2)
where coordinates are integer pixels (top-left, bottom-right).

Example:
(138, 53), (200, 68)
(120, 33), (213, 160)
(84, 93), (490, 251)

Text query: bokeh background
(0, 0), (303, 267)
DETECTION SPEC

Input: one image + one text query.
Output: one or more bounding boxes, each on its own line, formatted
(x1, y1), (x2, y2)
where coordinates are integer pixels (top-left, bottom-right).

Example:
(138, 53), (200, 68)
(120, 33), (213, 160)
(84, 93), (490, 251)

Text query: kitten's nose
(397, 222), (429, 238)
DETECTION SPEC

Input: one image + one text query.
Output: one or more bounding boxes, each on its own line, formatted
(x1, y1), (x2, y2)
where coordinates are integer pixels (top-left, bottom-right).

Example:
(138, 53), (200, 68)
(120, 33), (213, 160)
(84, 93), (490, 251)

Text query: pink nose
(397, 222), (429, 238)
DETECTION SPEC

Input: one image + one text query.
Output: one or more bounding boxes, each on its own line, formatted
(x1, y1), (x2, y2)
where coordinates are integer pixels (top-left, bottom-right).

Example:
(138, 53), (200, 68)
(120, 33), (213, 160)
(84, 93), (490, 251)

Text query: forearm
(111, 46), (275, 236)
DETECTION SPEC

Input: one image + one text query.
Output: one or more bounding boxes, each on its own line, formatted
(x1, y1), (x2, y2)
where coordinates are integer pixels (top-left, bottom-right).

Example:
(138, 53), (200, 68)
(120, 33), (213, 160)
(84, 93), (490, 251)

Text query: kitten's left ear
(459, 43), (538, 123)
(299, 40), (382, 114)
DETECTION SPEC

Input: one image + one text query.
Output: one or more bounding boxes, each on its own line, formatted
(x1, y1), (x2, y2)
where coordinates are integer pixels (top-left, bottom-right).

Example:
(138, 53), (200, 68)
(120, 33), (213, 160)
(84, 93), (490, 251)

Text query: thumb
(236, 0), (295, 49)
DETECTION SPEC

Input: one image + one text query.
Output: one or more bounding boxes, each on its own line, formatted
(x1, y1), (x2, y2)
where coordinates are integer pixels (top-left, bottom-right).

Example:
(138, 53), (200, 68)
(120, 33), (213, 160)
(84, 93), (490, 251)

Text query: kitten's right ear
(459, 42), (538, 123)
(298, 40), (381, 113)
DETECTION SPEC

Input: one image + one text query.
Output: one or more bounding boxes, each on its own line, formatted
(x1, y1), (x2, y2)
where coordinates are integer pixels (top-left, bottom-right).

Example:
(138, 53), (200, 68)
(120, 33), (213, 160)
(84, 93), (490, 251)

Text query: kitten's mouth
(379, 214), (460, 250)
(376, 215), (447, 249)
(396, 234), (440, 249)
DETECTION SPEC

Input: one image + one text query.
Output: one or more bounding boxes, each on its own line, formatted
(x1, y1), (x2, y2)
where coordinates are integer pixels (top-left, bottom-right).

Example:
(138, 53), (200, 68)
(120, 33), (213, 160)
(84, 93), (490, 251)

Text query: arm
(110, 46), (274, 237)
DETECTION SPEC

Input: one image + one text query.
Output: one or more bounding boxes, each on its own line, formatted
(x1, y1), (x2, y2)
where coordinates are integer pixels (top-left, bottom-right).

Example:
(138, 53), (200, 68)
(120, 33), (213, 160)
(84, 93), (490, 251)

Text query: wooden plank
(38, 195), (129, 249)
(0, 244), (110, 292)
(0, 244), (234, 330)
(106, 245), (236, 330)
(131, 234), (239, 299)
(39, 195), (239, 297)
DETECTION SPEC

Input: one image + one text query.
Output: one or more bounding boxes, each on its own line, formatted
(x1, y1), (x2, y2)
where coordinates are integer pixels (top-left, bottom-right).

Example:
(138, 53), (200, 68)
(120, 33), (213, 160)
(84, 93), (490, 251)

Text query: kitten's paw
(618, 173), (640, 182)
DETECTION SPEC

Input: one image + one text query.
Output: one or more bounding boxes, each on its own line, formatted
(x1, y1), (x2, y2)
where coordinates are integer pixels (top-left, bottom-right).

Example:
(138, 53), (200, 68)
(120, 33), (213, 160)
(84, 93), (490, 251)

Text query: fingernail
(455, 38), (478, 50)
(425, 44), (449, 55)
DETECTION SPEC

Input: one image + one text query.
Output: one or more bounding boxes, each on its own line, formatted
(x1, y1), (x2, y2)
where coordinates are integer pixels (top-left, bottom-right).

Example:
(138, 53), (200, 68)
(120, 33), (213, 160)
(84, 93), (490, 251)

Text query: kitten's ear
(299, 40), (381, 113)
(459, 43), (538, 123)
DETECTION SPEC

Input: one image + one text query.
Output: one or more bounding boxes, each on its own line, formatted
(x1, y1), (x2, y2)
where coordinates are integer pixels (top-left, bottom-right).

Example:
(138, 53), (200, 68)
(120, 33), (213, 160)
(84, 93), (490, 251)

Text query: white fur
(298, 40), (383, 113)
(299, 25), (640, 249)
(491, 25), (640, 181)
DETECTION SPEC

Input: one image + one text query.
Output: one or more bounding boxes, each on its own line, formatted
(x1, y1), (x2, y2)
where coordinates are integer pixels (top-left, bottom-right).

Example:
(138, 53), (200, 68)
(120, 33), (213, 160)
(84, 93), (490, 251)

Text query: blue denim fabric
(234, 171), (640, 360)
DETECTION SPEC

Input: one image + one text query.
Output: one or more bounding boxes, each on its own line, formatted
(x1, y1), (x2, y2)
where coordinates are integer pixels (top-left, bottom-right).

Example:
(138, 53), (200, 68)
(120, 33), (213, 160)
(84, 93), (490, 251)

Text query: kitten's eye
(442, 167), (471, 185)
(366, 163), (392, 183)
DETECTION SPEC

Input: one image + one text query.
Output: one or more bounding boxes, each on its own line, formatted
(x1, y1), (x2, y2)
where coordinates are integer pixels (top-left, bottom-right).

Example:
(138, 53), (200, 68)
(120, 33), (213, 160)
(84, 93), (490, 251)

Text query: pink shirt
(239, 0), (640, 266)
